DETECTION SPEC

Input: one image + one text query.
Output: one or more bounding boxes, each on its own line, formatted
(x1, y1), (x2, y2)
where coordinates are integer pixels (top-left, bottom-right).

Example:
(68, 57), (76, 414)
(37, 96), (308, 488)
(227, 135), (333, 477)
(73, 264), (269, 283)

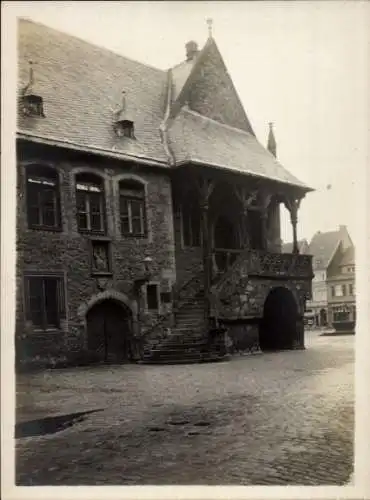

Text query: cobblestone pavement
(16, 331), (354, 485)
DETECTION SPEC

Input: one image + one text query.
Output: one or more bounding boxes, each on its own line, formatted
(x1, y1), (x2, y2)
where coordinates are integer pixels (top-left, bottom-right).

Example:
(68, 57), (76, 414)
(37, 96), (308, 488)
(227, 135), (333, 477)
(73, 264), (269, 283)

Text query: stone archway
(259, 287), (298, 351)
(78, 290), (139, 363)
(86, 299), (133, 363)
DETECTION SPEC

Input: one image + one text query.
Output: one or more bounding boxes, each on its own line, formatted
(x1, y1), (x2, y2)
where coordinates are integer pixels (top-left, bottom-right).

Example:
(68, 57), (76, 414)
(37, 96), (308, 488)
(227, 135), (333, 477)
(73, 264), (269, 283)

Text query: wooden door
(87, 300), (131, 363)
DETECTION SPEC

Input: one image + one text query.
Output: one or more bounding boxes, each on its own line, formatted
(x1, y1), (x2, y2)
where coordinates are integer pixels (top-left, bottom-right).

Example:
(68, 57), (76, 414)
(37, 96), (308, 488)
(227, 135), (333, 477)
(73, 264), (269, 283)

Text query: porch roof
(168, 108), (312, 192)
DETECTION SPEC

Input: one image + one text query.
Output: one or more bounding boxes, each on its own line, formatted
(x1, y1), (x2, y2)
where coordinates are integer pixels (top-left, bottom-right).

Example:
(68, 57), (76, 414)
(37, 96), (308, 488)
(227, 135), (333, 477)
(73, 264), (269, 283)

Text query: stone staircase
(140, 288), (229, 365)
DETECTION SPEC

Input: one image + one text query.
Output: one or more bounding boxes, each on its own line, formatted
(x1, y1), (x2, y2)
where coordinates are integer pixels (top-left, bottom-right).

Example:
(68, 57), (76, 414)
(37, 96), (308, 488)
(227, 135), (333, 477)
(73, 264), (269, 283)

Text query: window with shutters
(24, 275), (66, 329)
(119, 179), (147, 237)
(26, 165), (61, 230)
(75, 173), (105, 233)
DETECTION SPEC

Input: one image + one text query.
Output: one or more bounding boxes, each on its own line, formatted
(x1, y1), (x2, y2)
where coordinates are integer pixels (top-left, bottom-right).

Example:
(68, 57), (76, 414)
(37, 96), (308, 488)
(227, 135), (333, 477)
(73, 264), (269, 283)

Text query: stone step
(176, 309), (204, 315)
(149, 343), (207, 351)
(139, 354), (230, 365)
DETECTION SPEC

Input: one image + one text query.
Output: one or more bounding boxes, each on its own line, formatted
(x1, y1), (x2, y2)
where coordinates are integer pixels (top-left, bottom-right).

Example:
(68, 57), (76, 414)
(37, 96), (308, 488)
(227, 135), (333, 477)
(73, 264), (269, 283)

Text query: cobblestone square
(16, 331), (354, 485)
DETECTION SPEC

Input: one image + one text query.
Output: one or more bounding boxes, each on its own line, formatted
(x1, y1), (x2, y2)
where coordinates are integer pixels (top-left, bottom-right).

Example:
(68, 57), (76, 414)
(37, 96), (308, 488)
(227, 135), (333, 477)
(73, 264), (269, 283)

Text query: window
(331, 286), (335, 297)
(182, 205), (201, 247)
(26, 165), (61, 230)
(342, 284), (346, 296)
(22, 94), (45, 118)
(333, 310), (350, 322)
(24, 275), (65, 329)
(91, 240), (111, 275)
(115, 120), (135, 139)
(349, 284), (354, 295)
(334, 284), (343, 297)
(147, 284), (159, 311)
(119, 180), (146, 237)
(76, 174), (105, 233)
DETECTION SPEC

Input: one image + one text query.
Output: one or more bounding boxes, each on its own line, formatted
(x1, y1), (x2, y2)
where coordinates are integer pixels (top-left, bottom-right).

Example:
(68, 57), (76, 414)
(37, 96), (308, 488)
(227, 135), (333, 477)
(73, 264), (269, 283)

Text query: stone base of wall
(220, 319), (261, 355)
(15, 329), (89, 371)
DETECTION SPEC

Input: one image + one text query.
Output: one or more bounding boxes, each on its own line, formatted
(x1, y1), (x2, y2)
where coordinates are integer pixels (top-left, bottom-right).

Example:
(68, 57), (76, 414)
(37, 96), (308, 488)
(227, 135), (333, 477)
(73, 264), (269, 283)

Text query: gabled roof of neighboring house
(308, 229), (343, 270)
(339, 246), (355, 267)
(17, 18), (312, 192)
(281, 239), (309, 254)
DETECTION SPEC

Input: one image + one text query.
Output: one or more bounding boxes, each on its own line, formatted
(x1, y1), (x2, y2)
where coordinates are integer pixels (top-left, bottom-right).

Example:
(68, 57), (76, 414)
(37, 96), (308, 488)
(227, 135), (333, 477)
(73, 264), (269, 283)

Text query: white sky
(8, 1), (369, 244)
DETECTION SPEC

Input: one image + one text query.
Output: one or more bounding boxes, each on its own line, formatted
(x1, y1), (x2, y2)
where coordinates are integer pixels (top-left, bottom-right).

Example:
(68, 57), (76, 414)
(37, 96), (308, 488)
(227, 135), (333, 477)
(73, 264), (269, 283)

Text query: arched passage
(86, 299), (133, 363)
(259, 287), (298, 351)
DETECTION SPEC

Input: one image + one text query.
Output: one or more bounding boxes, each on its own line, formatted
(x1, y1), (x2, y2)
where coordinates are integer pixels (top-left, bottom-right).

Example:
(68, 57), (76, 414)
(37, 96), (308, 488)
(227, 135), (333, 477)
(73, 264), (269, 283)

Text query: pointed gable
(170, 38), (255, 135)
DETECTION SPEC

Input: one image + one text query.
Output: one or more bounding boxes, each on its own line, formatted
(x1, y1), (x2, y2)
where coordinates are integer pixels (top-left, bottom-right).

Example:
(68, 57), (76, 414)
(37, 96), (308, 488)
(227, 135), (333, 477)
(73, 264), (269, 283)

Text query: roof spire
(267, 122), (277, 158)
(206, 18), (213, 38)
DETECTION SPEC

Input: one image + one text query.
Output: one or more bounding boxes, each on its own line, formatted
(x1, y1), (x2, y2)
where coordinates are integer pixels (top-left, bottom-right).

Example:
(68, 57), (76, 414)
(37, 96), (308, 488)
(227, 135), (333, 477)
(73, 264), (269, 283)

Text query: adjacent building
(282, 239), (310, 256)
(284, 225), (355, 329)
(327, 245), (356, 331)
(16, 19), (313, 369)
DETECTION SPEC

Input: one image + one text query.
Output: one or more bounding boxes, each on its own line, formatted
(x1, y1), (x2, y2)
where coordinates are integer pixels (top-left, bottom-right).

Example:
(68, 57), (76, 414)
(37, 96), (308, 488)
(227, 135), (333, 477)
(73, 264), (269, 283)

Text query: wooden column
(260, 193), (272, 251)
(234, 186), (259, 248)
(284, 196), (303, 254)
(194, 175), (215, 321)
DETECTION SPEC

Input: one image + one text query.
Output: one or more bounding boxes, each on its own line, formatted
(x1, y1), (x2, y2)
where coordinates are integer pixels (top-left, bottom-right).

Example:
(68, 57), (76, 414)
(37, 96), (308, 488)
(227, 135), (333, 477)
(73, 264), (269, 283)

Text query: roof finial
(267, 121), (277, 158)
(23, 60), (35, 96)
(206, 18), (213, 38)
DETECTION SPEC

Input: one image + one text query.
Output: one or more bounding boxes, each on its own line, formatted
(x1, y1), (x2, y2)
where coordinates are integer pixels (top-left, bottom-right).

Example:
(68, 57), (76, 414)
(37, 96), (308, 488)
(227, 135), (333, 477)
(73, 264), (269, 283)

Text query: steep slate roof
(167, 108), (309, 189)
(338, 246), (355, 267)
(17, 19), (311, 192)
(308, 230), (342, 270)
(18, 18), (169, 165)
(169, 37), (256, 136)
(282, 239), (309, 254)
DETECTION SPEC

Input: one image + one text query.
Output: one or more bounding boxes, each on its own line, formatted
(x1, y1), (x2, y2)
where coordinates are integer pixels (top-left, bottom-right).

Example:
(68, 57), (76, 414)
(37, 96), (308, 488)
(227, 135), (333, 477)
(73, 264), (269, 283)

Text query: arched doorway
(86, 299), (133, 363)
(259, 287), (298, 351)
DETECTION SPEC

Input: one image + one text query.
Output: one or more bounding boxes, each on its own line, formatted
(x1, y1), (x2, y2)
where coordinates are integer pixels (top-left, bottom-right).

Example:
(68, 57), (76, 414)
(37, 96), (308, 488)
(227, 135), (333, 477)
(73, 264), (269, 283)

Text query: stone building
(305, 226), (352, 328)
(327, 244), (356, 332)
(16, 19), (313, 369)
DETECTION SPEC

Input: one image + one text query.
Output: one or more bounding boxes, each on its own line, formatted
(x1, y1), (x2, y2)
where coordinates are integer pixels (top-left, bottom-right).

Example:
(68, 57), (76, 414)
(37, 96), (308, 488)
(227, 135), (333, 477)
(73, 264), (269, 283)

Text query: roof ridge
(181, 107), (255, 137)
(19, 17), (166, 75)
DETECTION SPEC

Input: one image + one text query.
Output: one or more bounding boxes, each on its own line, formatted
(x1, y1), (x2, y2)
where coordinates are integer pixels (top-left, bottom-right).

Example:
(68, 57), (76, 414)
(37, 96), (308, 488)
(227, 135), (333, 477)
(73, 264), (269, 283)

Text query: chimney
(185, 41), (199, 62)
(267, 122), (277, 158)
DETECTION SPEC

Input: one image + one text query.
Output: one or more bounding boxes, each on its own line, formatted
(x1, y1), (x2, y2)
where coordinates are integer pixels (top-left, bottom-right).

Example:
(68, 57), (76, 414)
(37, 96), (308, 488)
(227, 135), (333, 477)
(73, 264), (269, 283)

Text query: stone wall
(16, 142), (176, 368)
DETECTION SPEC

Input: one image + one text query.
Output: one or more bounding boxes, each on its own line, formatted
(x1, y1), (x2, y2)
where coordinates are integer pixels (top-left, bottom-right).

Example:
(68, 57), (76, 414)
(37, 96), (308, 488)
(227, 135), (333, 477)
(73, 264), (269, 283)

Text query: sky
(8, 1), (369, 244)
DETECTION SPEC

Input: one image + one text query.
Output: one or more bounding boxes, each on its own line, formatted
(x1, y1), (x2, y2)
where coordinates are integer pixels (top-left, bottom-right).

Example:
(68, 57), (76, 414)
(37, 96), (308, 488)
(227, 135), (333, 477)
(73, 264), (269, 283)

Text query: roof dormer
(113, 90), (135, 139)
(20, 61), (45, 118)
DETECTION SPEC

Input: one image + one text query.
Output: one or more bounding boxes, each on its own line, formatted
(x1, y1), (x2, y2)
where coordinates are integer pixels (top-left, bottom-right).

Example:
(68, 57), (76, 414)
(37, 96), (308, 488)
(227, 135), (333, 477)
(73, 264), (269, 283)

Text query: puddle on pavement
(148, 417), (213, 437)
(167, 419), (190, 426)
(15, 409), (104, 439)
(194, 421), (210, 427)
(148, 426), (166, 433)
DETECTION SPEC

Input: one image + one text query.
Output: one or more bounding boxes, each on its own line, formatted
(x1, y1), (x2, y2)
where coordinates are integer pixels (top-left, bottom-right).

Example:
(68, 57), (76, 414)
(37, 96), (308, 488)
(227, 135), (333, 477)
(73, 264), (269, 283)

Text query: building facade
(305, 226), (352, 328)
(327, 245), (356, 332)
(16, 19), (313, 369)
